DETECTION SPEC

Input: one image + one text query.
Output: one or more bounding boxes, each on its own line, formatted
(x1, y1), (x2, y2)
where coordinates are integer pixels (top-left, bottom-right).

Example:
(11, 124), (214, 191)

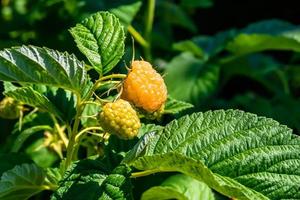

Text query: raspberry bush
(0, 1), (300, 200)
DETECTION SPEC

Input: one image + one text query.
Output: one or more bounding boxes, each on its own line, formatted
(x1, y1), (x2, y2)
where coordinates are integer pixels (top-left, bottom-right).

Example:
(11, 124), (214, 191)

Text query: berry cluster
(99, 60), (167, 140)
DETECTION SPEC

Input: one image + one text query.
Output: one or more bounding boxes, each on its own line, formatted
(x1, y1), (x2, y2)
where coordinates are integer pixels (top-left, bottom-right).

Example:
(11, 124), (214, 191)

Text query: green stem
(130, 169), (175, 178)
(144, 0), (155, 61)
(99, 74), (127, 81)
(128, 25), (149, 48)
(65, 96), (83, 171)
(84, 74), (126, 102)
(75, 127), (103, 141)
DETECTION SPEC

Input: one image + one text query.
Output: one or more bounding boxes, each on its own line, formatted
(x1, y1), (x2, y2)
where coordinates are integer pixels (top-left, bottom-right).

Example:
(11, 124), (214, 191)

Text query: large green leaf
(0, 163), (51, 200)
(5, 87), (63, 118)
(0, 153), (32, 176)
(164, 96), (194, 115)
(165, 53), (219, 105)
(173, 30), (236, 60)
(51, 159), (133, 200)
(70, 11), (125, 75)
(227, 20), (300, 55)
(124, 110), (300, 200)
(0, 45), (88, 94)
(141, 174), (215, 200)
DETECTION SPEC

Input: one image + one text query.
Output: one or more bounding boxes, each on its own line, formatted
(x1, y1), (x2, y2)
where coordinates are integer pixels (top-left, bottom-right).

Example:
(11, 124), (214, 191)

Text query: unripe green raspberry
(0, 97), (22, 119)
(99, 99), (141, 140)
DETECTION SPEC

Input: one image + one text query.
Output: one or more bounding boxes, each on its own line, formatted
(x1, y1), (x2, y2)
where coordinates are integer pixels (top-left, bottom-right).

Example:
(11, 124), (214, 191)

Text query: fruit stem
(128, 25), (149, 48)
(75, 126), (103, 141)
(144, 0), (155, 61)
(99, 74), (127, 81)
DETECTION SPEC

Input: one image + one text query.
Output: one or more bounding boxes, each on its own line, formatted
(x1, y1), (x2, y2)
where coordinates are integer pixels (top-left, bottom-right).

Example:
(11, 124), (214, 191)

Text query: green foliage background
(1, 0), (300, 199)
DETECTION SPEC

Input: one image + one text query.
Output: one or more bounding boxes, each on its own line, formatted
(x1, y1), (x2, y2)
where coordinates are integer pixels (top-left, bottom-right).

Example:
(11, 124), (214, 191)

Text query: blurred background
(1, 1), (300, 199)
(1, 0), (300, 153)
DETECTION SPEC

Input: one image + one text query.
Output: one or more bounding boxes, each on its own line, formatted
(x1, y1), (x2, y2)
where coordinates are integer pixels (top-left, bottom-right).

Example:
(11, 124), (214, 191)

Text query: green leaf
(0, 153), (32, 176)
(25, 138), (59, 168)
(138, 124), (163, 138)
(157, 2), (197, 33)
(51, 159), (133, 200)
(0, 163), (50, 200)
(3, 82), (17, 93)
(141, 174), (215, 200)
(110, 1), (142, 27)
(11, 125), (53, 152)
(173, 30), (236, 60)
(46, 168), (62, 186)
(227, 20), (300, 55)
(40, 86), (77, 123)
(70, 11), (125, 75)
(81, 103), (101, 127)
(165, 53), (219, 105)
(180, 0), (214, 8)
(124, 109), (300, 200)
(164, 96), (194, 114)
(0, 45), (88, 94)
(5, 87), (63, 119)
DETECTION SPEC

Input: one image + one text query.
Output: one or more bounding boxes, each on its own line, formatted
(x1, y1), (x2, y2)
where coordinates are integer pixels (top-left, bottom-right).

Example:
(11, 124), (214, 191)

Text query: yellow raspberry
(121, 60), (167, 112)
(99, 99), (141, 140)
(0, 97), (22, 119)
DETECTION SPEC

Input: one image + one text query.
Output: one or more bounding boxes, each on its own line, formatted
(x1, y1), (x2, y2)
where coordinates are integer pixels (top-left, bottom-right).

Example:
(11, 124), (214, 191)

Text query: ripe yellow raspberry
(0, 97), (22, 119)
(99, 99), (141, 140)
(121, 60), (167, 112)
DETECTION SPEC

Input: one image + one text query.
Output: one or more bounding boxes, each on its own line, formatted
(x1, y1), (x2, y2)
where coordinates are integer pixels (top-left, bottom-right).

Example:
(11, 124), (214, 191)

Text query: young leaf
(51, 159), (133, 200)
(46, 168), (62, 186)
(0, 163), (52, 200)
(124, 110), (300, 200)
(164, 96), (194, 114)
(70, 11), (125, 75)
(141, 174), (215, 200)
(0, 45), (88, 94)
(165, 53), (219, 106)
